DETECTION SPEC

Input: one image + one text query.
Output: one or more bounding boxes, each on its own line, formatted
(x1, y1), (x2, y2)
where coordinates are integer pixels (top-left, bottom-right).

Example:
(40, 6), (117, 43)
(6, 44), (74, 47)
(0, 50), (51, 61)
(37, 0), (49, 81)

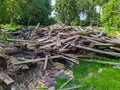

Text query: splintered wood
(0, 24), (120, 89)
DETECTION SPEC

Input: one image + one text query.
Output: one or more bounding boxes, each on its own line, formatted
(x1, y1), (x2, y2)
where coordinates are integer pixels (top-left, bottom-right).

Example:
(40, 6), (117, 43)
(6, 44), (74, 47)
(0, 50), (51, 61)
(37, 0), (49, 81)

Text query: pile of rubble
(0, 24), (120, 89)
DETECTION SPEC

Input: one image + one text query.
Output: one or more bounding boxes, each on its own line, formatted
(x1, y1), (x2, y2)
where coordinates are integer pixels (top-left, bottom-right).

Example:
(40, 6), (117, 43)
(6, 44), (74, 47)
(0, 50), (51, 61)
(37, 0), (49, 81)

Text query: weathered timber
(40, 35), (79, 49)
(56, 34), (61, 46)
(63, 54), (90, 59)
(59, 31), (94, 36)
(110, 47), (120, 52)
(72, 44), (120, 57)
(0, 73), (14, 85)
(61, 55), (79, 64)
(2, 38), (39, 43)
(44, 55), (49, 70)
(15, 55), (61, 65)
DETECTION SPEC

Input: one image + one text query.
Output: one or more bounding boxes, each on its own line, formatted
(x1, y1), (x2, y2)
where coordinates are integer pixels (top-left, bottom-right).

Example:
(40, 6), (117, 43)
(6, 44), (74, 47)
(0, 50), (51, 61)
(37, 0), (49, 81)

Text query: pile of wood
(0, 24), (120, 89)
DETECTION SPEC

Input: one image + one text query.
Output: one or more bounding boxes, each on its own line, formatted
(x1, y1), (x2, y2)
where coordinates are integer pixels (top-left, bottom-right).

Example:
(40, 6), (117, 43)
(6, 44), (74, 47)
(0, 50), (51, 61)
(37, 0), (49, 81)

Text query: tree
(101, 0), (120, 30)
(0, 0), (52, 26)
(55, 0), (79, 25)
(5, 0), (26, 24)
(77, 0), (109, 26)
(0, 1), (7, 24)
(19, 0), (52, 25)
(55, 0), (109, 26)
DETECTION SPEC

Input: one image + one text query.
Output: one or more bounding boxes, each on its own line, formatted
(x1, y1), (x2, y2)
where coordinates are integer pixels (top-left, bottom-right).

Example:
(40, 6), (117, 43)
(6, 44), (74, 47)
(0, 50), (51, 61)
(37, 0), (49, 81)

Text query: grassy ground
(0, 24), (42, 30)
(55, 59), (120, 90)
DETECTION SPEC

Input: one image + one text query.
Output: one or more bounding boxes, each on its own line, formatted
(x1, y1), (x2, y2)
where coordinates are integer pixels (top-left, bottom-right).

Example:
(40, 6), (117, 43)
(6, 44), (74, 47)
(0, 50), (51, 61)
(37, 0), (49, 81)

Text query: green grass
(105, 29), (117, 36)
(55, 59), (120, 90)
(0, 33), (13, 44)
(1, 24), (43, 31)
(1, 24), (22, 30)
(94, 27), (118, 36)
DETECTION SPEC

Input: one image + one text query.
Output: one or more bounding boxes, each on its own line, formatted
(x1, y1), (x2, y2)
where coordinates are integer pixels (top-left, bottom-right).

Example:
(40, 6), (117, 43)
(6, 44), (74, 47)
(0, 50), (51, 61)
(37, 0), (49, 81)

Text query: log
(1, 38), (39, 43)
(59, 31), (94, 36)
(61, 55), (79, 64)
(14, 55), (62, 65)
(72, 44), (120, 57)
(63, 54), (90, 59)
(85, 39), (114, 46)
(110, 47), (120, 52)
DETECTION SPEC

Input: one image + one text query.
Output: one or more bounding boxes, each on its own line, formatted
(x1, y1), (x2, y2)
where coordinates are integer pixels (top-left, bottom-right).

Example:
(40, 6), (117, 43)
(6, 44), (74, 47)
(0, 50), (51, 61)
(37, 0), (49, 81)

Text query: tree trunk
(10, 18), (13, 24)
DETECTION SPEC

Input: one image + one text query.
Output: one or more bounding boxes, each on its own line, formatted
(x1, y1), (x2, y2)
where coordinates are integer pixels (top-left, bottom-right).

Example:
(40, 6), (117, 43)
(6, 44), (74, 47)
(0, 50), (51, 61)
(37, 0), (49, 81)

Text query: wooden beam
(72, 44), (120, 57)
(15, 55), (61, 65)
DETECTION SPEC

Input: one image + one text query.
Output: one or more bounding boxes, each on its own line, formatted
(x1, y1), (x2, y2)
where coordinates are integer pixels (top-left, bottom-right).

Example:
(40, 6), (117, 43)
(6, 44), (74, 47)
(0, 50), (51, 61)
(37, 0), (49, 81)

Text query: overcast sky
(51, 0), (56, 17)
(51, 0), (56, 6)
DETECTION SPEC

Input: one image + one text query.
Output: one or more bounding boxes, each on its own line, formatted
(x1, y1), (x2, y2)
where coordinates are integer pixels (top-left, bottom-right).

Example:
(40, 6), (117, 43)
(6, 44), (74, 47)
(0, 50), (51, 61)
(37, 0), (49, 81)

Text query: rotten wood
(15, 55), (61, 65)
(72, 44), (120, 57)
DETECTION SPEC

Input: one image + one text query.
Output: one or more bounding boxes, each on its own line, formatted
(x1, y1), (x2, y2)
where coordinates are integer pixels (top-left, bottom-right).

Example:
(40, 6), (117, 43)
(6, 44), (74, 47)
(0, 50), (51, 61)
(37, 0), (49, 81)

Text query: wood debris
(0, 24), (120, 89)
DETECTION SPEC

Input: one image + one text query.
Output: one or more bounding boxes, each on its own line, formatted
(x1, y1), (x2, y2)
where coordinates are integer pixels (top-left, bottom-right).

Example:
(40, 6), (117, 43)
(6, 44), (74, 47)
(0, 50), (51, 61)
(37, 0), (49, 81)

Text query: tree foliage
(0, 0), (53, 25)
(101, 0), (120, 30)
(55, 0), (79, 25)
(55, 0), (110, 26)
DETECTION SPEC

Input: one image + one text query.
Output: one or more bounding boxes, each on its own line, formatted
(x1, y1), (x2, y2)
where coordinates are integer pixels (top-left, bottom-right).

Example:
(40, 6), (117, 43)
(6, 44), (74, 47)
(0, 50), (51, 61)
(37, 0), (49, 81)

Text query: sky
(51, 0), (56, 6)
(51, 0), (56, 17)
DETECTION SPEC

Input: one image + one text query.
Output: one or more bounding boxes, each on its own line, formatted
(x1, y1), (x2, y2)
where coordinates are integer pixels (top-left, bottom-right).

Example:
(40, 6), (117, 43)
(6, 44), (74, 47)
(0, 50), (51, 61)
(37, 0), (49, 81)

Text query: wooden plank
(59, 31), (94, 36)
(40, 35), (79, 49)
(0, 73), (14, 85)
(72, 44), (120, 57)
(63, 54), (90, 59)
(61, 55), (79, 64)
(2, 38), (39, 43)
(44, 55), (49, 70)
(15, 55), (61, 65)
(56, 34), (61, 46)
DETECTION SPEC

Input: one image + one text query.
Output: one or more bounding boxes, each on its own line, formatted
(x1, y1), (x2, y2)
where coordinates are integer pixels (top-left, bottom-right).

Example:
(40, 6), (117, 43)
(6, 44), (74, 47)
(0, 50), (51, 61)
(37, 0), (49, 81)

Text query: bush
(1, 24), (22, 30)
(101, 0), (120, 31)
